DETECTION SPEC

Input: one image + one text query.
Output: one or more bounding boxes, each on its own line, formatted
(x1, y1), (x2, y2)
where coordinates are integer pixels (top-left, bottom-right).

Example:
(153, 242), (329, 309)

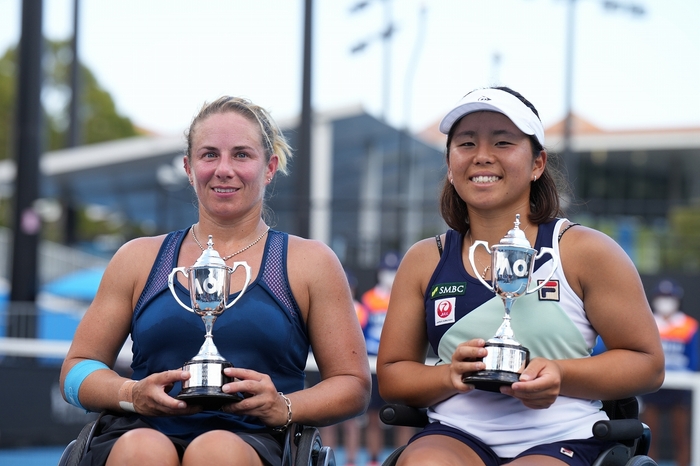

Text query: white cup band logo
(195, 274), (223, 295)
(496, 256), (529, 278)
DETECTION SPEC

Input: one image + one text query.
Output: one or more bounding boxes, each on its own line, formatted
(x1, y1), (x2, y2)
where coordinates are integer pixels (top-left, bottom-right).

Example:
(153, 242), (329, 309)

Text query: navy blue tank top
(129, 228), (309, 439)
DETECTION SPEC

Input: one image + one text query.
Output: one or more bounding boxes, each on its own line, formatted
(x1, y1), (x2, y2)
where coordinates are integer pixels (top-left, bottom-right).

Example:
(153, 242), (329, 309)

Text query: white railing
(657, 371), (700, 466)
(0, 337), (132, 367)
(0, 227), (110, 285)
(1, 338), (698, 465)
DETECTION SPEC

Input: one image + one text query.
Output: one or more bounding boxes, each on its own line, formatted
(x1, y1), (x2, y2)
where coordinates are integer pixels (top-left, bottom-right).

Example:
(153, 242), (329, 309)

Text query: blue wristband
(64, 360), (110, 410)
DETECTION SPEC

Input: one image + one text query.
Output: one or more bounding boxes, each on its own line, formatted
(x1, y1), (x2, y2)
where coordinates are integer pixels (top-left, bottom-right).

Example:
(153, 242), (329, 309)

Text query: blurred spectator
(361, 252), (415, 466)
(320, 270), (367, 466)
(641, 278), (698, 466)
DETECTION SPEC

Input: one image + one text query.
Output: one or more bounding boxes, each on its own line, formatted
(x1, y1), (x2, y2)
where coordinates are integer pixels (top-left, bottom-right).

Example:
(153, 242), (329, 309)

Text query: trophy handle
(223, 261), (252, 310)
(469, 240), (494, 291)
(526, 247), (559, 294)
(168, 267), (194, 312)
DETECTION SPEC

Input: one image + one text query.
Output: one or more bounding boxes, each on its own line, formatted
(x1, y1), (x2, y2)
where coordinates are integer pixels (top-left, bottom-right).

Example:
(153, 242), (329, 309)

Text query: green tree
(667, 205), (700, 272)
(0, 47), (16, 161)
(0, 39), (138, 161)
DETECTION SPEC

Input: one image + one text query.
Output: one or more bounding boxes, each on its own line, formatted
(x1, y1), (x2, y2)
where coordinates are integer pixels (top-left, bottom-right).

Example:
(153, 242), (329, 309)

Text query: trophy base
(177, 388), (244, 410)
(177, 359), (245, 410)
(462, 370), (522, 393)
(462, 341), (529, 392)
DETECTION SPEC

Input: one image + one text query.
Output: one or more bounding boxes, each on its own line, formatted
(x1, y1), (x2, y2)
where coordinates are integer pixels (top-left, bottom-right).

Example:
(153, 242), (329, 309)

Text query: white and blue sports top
(424, 218), (608, 458)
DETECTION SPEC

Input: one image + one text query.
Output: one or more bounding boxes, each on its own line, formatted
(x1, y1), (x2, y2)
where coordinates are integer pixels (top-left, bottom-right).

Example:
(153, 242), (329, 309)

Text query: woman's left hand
(499, 357), (561, 409)
(219, 367), (290, 428)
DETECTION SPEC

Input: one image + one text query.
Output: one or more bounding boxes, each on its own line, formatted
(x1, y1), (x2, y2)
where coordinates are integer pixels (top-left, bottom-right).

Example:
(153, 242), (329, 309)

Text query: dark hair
(439, 86), (567, 235)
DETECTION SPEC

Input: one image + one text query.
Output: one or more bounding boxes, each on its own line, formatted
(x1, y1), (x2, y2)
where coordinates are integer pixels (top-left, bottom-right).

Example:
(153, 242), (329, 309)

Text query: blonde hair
(185, 96), (292, 174)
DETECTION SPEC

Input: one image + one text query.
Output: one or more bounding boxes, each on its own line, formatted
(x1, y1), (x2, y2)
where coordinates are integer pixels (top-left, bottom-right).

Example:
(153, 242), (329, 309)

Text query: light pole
(64, 0), (80, 245)
(560, 0), (645, 200)
(399, 3), (427, 253)
(296, 0), (313, 239)
(350, 0), (394, 122)
(9, 0), (44, 340)
(350, 0), (396, 263)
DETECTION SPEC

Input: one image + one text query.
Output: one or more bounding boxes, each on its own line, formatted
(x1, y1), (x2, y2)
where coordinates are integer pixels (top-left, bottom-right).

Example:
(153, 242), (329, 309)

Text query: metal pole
(9, 0), (44, 339)
(381, 0), (392, 122)
(296, 0), (313, 238)
(399, 4), (427, 253)
(68, 0), (81, 148)
(562, 0), (578, 197)
(64, 0), (80, 245)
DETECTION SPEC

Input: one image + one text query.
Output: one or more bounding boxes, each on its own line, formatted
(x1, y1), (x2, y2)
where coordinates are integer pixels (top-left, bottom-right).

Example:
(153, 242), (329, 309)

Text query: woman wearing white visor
(377, 87), (664, 466)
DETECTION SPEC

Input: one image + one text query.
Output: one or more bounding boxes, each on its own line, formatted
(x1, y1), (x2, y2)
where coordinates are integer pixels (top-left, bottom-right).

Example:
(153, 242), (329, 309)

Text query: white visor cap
(439, 88), (545, 147)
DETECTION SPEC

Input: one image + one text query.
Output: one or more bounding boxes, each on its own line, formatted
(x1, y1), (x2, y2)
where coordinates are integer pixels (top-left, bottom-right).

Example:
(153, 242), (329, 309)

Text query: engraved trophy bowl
(167, 235), (251, 409)
(463, 214), (558, 392)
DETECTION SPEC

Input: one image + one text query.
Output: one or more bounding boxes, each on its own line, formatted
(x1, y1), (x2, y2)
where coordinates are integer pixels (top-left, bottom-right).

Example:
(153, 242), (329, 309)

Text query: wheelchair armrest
(379, 404), (429, 428)
(592, 419), (644, 442)
(636, 423), (652, 456)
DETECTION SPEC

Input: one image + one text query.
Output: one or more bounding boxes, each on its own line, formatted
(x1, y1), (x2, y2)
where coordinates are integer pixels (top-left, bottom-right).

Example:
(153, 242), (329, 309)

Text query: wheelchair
(57, 411), (335, 466)
(379, 397), (657, 466)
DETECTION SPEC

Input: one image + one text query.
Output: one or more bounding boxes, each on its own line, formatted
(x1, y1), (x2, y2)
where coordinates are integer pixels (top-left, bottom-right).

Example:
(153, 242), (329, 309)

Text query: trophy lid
(193, 235), (227, 267)
(499, 214), (531, 248)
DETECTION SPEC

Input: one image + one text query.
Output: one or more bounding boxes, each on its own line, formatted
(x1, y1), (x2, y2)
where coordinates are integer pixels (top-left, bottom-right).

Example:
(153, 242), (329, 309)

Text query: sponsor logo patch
(560, 447), (574, 458)
(538, 279), (560, 301)
(430, 282), (467, 299)
(434, 298), (456, 326)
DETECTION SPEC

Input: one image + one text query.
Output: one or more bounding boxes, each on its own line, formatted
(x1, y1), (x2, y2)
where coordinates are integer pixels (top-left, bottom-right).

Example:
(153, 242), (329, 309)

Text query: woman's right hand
(130, 370), (203, 416)
(450, 338), (488, 391)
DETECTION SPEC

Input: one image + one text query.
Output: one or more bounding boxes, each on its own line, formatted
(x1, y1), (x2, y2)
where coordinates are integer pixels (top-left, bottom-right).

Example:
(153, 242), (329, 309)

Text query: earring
(533, 175), (537, 182)
(449, 178), (454, 184)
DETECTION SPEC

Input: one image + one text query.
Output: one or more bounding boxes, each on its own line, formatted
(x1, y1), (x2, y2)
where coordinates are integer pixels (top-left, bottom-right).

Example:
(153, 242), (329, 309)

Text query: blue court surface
(0, 446), (397, 466)
(0, 446), (65, 465)
(0, 447), (678, 465)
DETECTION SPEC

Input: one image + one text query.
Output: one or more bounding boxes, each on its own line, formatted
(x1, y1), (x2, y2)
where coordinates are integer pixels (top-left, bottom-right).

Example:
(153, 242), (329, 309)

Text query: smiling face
(447, 111), (545, 215)
(184, 111), (278, 222)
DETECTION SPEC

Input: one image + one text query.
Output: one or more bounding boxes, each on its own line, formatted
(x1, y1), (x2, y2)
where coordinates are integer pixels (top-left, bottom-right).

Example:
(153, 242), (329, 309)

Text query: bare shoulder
(558, 223), (626, 259)
(104, 234), (169, 289)
(406, 235), (445, 258)
(402, 236), (443, 268)
(286, 234), (339, 269)
(285, 235), (349, 322)
(285, 235), (345, 289)
(395, 236), (444, 290)
(111, 234), (167, 265)
(558, 222), (639, 295)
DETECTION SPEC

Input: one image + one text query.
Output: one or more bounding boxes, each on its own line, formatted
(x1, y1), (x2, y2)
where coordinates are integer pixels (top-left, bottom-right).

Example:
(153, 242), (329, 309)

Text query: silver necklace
(191, 224), (270, 261)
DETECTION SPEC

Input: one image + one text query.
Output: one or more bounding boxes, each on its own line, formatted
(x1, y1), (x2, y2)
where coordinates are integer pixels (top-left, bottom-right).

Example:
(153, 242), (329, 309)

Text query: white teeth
(471, 176), (499, 183)
(214, 188), (235, 193)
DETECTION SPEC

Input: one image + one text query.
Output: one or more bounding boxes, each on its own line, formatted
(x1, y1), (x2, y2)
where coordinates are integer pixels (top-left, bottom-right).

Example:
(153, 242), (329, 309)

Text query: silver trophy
(168, 235), (251, 408)
(464, 214), (558, 392)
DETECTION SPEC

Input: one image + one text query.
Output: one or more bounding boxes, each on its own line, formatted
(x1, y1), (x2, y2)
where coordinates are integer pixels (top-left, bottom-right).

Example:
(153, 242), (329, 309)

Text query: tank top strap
(134, 228), (187, 317)
(260, 230), (301, 319)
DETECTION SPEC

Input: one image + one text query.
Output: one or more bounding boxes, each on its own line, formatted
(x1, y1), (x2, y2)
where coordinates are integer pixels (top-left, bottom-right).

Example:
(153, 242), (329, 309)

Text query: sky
(0, 0), (699, 138)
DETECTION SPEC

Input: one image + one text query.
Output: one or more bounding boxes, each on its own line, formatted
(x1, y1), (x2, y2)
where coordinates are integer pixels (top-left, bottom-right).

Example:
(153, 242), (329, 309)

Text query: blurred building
(422, 114), (700, 272)
(2, 107), (699, 286)
(0, 107), (447, 293)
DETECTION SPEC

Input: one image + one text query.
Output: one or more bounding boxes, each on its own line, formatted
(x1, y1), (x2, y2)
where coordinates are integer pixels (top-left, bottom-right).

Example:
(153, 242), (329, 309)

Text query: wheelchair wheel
(625, 456), (658, 466)
(316, 445), (335, 466)
(295, 426), (324, 466)
(380, 445), (406, 466)
(62, 419), (97, 466)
